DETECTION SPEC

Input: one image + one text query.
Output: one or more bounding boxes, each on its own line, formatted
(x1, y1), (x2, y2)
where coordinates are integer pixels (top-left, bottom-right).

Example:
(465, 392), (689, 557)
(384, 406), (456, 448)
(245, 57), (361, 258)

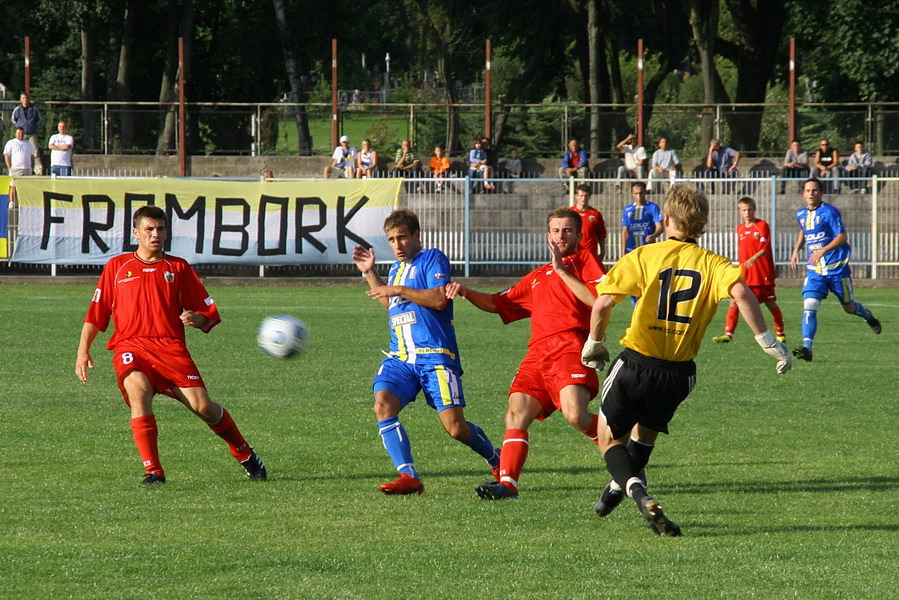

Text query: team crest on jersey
(407, 266), (418, 279)
(164, 271), (175, 282)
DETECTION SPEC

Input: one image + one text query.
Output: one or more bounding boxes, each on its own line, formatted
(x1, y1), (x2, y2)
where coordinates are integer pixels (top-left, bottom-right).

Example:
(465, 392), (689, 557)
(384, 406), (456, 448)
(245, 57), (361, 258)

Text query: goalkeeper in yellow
(581, 183), (792, 537)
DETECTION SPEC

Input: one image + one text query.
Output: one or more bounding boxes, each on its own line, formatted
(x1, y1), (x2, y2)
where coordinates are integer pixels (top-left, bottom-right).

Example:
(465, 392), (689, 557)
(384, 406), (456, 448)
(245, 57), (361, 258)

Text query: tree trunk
(587, 0), (601, 158)
(272, 0), (312, 155)
(79, 14), (97, 152)
(116, 1), (135, 151)
(156, 0), (180, 155)
(689, 0), (720, 148)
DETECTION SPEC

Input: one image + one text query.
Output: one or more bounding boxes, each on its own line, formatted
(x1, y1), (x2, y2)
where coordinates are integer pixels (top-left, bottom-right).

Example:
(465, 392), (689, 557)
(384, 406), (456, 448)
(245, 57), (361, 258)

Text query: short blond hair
(663, 183), (708, 240)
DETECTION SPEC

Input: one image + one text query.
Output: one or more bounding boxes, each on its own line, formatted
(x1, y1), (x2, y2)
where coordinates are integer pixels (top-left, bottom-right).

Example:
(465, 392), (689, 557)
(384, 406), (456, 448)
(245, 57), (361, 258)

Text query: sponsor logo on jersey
(390, 311), (417, 328)
(164, 271), (175, 282)
(204, 296), (215, 306)
(91, 288), (102, 303)
(435, 272), (447, 279)
(187, 375), (200, 380)
(143, 268), (156, 272)
(571, 373), (587, 379)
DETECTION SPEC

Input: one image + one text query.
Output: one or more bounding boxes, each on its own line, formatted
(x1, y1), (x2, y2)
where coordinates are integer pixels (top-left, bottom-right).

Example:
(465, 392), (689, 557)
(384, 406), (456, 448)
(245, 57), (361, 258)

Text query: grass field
(1, 282), (896, 600)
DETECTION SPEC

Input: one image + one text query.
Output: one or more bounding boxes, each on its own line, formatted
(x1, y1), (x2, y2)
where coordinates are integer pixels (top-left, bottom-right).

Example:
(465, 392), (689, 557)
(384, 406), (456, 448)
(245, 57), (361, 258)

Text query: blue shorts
(372, 358), (465, 412)
(802, 270), (854, 305)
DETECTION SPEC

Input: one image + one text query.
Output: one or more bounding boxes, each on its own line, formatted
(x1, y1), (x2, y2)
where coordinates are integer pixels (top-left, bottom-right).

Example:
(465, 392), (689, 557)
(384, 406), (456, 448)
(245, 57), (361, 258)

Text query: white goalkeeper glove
(755, 330), (792, 374)
(581, 336), (610, 371)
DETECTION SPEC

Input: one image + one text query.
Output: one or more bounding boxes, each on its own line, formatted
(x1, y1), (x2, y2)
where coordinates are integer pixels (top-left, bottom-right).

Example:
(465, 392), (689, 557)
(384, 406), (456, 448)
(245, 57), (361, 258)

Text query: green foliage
(1, 282), (897, 599)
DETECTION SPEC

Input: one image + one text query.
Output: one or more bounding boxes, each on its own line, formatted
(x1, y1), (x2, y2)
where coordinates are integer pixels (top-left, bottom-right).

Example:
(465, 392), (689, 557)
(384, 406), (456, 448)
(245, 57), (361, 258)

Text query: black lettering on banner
(81, 195), (115, 254)
(213, 197), (250, 256)
(656, 267), (701, 324)
(166, 193), (205, 253)
(336, 194), (370, 253)
(41, 191), (74, 250)
(258, 195), (289, 256)
(296, 198), (327, 254)
(122, 193), (155, 252)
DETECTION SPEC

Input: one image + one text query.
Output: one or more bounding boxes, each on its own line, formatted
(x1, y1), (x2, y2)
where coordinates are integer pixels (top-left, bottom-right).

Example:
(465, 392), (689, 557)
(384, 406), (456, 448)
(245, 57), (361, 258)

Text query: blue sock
(465, 421), (498, 465)
(802, 308), (817, 349)
(378, 417), (417, 478)
(851, 301), (873, 320)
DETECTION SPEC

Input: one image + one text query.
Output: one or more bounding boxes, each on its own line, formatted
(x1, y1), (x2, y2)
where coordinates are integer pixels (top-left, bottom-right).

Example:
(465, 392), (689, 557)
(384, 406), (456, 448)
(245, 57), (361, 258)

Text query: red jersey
(737, 218), (776, 287)
(85, 252), (221, 351)
(573, 206), (607, 256)
(492, 248), (605, 346)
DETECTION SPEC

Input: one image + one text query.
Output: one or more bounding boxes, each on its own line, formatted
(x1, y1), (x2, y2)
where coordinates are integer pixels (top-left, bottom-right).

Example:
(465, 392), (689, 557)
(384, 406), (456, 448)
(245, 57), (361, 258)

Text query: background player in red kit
(572, 183), (607, 263)
(713, 196), (786, 343)
(75, 206), (266, 485)
(445, 207), (605, 499)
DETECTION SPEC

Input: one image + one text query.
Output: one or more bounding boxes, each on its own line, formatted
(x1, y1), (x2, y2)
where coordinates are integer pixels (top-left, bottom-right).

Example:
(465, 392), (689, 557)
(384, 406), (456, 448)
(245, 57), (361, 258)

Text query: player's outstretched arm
(76, 322), (100, 383)
(446, 282), (499, 313)
(731, 282), (792, 374)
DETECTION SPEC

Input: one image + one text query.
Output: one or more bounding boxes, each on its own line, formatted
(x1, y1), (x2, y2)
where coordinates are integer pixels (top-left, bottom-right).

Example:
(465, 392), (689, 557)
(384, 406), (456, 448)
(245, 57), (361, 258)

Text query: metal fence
(5, 175), (899, 280)
(4, 100), (899, 159)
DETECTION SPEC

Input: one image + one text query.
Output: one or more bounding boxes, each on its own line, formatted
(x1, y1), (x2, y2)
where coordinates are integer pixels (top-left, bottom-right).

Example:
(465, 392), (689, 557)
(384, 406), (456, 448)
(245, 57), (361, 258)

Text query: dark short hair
(631, 181), (647, 192)
(803, 178), (822, 191)
(383, 208), (420, 235)
(738, 196), (756, 209)
(575, 183), (592, 195)
(132, 205), (166, 228)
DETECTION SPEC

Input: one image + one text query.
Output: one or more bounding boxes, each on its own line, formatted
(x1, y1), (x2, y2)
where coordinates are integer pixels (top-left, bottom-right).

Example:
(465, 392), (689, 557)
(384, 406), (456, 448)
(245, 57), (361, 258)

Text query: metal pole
(485, 39), (492, 139)
(179, 37), (186, 176)
(331, 39), (338, 148)
(637, 39), (644, 145)
(788, 37), (796, 144)
(24, 37), (31, 95)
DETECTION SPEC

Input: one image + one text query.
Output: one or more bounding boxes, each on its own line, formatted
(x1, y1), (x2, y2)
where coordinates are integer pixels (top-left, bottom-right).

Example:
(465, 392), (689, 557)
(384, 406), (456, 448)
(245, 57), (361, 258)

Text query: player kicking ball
(353, 209), (500, 495)
(75, 206), (266, 485)
(582, 184), (791, 536)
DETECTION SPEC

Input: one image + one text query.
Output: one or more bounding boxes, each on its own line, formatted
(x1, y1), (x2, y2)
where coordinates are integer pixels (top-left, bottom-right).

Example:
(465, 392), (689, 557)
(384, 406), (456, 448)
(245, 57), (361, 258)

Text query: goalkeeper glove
(755, 330), (792, 374)
(581, 336), (610, 370)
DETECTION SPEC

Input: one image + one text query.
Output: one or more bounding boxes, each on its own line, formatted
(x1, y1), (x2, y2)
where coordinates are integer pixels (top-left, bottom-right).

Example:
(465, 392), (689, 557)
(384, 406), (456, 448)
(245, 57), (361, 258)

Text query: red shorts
(750, 285), (776, 303)
(508, 331), (599, 420)
(112, 338), (206, 405)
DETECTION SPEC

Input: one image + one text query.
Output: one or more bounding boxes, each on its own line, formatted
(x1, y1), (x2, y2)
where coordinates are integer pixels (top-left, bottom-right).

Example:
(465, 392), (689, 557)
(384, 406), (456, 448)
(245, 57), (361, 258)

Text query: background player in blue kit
(620, 181), (663, 305)
(353, 209), (500, 495)
(789, 178), (882, 361)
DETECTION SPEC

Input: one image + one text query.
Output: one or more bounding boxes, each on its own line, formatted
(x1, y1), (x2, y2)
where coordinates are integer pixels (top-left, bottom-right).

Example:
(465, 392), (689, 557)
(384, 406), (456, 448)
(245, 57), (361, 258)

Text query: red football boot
(379, 473), (424, 495)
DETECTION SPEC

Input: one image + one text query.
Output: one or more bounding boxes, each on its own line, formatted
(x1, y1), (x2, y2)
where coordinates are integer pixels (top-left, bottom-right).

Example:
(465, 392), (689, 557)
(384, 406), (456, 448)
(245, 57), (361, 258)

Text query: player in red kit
(75, 206), (266, 485)
(572, 183), (607, 264)
(713, 196), (786, 343)
(445, 207), (605, 500)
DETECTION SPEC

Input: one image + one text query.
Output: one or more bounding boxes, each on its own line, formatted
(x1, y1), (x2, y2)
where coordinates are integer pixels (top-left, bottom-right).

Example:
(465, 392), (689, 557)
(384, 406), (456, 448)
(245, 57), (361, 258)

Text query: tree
(272, 0), (312, 155)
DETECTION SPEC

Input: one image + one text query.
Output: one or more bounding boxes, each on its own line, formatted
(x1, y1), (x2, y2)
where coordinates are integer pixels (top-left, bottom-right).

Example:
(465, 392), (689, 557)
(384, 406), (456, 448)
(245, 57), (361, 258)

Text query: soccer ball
(257, 314), (308, 359)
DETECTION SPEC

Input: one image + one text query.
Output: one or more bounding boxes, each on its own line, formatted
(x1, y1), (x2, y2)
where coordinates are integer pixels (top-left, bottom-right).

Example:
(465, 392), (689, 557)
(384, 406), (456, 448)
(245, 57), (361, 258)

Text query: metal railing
(5, 175), (899, 280)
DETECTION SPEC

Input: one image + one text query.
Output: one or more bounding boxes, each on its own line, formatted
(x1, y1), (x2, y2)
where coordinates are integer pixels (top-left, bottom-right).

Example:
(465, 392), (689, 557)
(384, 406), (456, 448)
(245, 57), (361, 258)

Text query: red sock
(724, 304), (739, 335)
(579, 414), (599, 445)
(208, 408), (252, 462)
(499, 428), (529, 491)
(769, 305), (785, 336)
(131, 414), (164, 477)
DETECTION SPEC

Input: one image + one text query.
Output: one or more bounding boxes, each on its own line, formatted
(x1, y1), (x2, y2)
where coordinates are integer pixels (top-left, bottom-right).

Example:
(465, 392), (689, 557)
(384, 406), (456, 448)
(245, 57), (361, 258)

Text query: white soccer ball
(257, 314), (308, 359)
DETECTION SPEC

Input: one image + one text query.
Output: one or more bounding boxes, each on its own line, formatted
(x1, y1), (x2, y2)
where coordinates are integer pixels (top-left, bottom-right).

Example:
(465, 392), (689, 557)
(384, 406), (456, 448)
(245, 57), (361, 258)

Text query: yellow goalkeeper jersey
(598, 239), (743, 362)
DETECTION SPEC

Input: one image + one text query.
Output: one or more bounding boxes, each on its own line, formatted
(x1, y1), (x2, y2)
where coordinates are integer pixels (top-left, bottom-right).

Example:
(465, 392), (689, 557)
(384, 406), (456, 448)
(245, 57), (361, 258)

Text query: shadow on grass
(667, 475), (899, 495)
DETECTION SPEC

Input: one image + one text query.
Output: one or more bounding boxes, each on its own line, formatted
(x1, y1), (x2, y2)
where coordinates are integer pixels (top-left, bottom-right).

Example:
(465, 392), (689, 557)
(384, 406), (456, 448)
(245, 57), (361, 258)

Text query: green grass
(1, 282), (896, 599)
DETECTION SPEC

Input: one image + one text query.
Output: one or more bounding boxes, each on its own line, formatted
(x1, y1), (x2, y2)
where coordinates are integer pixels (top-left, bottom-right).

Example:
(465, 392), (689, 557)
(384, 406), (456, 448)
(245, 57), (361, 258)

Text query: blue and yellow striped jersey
(385, 247), (460, 369)
(796, 202), (851, 276)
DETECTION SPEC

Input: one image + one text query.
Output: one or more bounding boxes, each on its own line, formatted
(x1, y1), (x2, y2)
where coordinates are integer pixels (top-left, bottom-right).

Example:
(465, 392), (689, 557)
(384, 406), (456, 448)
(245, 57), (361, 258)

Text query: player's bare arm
(445, 282), (499, 313)
(790, 229), (805, 268)
(75, 322), (100, 383)
(367, 284), (448, 311)
(808, 231), (847, 266)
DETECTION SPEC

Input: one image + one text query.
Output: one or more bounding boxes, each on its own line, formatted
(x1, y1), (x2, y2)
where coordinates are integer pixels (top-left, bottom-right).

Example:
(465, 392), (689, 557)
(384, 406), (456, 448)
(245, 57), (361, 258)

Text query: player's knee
(841, 301), (856, 313)
(803, 297), (821, 313)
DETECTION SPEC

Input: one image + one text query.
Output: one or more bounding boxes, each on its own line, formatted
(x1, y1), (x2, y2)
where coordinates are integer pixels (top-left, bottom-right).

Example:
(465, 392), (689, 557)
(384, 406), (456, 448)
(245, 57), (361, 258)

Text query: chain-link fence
(3, 100), (899, 159)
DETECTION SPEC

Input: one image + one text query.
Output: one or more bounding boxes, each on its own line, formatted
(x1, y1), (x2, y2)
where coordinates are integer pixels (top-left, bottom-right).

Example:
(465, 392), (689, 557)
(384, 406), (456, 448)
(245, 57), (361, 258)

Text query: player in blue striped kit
(789, 178), (881, 361)
(353, 209), (500, 494)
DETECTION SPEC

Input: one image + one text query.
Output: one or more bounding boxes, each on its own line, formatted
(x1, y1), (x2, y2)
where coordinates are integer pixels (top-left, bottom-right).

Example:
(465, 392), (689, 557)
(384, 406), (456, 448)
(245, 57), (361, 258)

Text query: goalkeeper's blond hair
(663, 183), (708, 240)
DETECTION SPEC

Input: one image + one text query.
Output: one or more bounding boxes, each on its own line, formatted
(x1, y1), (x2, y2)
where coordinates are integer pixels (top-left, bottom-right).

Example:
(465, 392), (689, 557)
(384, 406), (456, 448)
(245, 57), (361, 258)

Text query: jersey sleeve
(595, 251), (642, 298)
(595, 212), (607, 240)
(422, 249), (452, 290)
(84, 263), (115, 331)
(492, 271), (535, 324)
(713, 255), (745, 303)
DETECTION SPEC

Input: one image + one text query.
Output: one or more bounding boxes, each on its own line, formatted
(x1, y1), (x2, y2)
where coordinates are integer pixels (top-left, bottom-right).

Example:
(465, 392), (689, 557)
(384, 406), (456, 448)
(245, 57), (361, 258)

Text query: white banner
(11, 177), (401, 265)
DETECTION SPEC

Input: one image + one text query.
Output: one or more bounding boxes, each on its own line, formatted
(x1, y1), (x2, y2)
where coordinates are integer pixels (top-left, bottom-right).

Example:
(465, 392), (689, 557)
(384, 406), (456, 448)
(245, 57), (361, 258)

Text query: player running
(445, 207), (605, 500)
(582, 184), (791, 536)
(713, 196), (786, 343)
(75, 206), (266, 485)
(353, 209), (500, 495)
(789, 178), (881, 361)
